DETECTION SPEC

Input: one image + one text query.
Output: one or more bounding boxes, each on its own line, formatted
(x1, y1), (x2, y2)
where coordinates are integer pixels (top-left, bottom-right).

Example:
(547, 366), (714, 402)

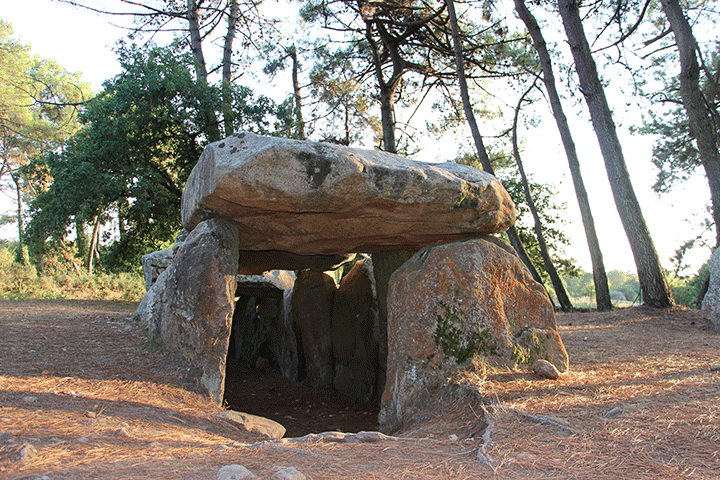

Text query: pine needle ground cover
(1, 301), (717, 479)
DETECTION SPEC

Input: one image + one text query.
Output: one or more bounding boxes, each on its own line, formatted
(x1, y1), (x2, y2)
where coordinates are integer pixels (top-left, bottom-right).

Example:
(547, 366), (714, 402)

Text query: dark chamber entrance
(223, 351), (380, 437)
(222, 285), (380, 438)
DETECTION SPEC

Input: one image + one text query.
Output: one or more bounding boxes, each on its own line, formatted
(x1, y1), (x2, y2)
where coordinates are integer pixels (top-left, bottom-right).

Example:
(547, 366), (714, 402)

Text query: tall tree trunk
(10, 170), (26, 265)
(660, 0), (720, 246)
(222, 0), (239, 136)
(512, 79), (574, 311)
(187, 0), (221, 141)
(515, 0), (612, 311)
(75, 218), (88, 261)
(288, 45), (306, 140)
(86, 216), (101, 275)
(558, 0), (674, 308)
(445, 0), (544, 286)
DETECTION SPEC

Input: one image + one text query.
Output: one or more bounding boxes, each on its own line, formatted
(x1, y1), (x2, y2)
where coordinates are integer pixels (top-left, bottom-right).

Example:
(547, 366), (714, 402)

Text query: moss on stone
(454, 188), (480, 210)
(512, 328), (551, 365)
(434, 303), (498, 364)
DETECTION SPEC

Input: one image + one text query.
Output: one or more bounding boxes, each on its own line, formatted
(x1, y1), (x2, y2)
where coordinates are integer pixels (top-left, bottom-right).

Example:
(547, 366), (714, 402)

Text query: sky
(0, 0), (713, 275)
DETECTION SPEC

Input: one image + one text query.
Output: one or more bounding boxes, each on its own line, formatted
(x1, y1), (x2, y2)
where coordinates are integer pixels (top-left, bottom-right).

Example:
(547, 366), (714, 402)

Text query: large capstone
(181, 132), (515, 268)
(379, 237), (568, 433)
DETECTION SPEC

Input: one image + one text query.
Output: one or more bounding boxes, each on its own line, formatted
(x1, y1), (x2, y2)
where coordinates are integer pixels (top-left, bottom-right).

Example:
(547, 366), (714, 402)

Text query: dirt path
(1, 301), (718, 479)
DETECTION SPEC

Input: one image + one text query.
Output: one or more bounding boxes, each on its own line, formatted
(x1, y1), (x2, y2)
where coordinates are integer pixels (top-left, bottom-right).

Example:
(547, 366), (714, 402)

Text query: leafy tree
(307, 44), (381, 145)
(26, 43), (276, 271)
(500, 175), (578, 282)
(0, 19), (90, 263)
(657, 0), (720, 246)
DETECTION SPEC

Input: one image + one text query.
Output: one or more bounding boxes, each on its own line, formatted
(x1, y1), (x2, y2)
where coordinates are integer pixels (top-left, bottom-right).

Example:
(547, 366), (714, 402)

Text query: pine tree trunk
(289, 45), (306, 140)
(558, 0), (673, 308)
(188, 0), (221, 141)
(511, 80), (574, 311)
(222, 0), (239, 136)
(660, 0), (720, 247)
(515, 0), (612, 311)
(445, 0), (544, 286)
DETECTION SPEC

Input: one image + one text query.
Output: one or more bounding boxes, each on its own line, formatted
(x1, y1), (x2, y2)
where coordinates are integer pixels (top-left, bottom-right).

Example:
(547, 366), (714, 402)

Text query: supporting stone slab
(136, 218), (239, 404)
(379, 237), (568, 433)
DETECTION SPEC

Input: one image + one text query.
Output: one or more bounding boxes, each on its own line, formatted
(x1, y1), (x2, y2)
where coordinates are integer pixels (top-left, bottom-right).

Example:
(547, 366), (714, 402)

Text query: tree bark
(558, 0), (674, 308)
(187, 0), (221, 141)
(515, 0), (612, 311)
(222, 0), (239, 136)
(511, 79), (574, 311)
(289, 45), (306, 140)
(11, 170), (26, 265)
(86, 216), (101, 275)
(660, 0), (720, 246)
(445, 0), (544, 286)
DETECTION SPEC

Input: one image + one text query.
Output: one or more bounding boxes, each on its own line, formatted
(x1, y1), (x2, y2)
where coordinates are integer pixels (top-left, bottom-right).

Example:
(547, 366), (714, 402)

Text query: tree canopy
(0, 19), (90, 262)
(26, 43), (277, 271)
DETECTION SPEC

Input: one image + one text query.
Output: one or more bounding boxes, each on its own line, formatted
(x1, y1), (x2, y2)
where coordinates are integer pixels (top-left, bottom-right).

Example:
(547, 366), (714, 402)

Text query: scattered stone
(22, 396), (38, 404)
(114, 428), (131, 438)
(85, 411), (97, 419)
(269, 466), (307, 480)
(77, 437), (90, 443)
(182, 132), (515, 257)
(533, 360), (561, 380)
(603, 407), (624, 418)
(18, 443), (37, 460)
(213, 410), (286, 439)
(217, 464), (258, 480)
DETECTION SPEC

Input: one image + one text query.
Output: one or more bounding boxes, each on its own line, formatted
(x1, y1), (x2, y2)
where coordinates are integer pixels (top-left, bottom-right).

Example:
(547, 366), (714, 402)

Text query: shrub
(0, 245), (145, 301)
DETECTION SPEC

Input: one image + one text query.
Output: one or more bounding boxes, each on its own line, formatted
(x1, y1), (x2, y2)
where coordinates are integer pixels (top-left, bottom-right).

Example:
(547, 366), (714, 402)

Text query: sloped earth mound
(1, 300), (719, 479)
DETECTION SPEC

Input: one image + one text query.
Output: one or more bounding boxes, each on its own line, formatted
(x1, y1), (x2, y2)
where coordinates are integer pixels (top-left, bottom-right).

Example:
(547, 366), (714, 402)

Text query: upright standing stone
(290, 270), (337, 387)
(379, 237), (568, 433)
(332, 258), (380, 403)
(371, 250), (414, 405)
(702, 247), (720, 329)
(136, 218), (239, 404)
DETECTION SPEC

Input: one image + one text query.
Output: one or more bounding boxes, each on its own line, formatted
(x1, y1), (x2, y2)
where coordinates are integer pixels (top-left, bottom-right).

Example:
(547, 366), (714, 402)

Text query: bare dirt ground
(1, 300), (718, 479)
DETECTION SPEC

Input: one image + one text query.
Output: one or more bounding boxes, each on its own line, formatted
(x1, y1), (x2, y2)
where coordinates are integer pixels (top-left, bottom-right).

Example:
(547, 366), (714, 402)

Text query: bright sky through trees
(0, 0), (712, 274)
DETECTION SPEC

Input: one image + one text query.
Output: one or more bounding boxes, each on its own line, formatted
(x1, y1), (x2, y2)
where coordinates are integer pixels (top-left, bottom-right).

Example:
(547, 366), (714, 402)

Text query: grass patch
(0, 246), (145, 301)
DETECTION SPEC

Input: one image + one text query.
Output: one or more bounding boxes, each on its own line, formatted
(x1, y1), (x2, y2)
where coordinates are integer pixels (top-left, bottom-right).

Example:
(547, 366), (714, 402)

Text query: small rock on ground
(217, 464), (258, 480)
(270, 466), (307, 480)
(533, 360), (560, 380)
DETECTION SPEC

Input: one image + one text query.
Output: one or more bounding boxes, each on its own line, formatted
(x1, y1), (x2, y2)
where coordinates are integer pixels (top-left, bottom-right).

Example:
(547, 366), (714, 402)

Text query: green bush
(0, 245), (145, 301)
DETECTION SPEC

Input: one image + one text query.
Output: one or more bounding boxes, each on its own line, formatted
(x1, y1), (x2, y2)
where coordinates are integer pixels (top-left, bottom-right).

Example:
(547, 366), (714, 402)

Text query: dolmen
(136, 132), (568, 434)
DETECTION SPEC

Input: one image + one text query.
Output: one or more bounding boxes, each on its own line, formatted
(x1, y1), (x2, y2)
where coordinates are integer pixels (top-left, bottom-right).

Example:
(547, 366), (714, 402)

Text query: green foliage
(667, 262), (709, 308)
(306, 44), (381, 145)
(0, 19), (91, 257)
(26, 43), (277, 271)
(501, 176), (578, 279)
(0, 243), (144, 300)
